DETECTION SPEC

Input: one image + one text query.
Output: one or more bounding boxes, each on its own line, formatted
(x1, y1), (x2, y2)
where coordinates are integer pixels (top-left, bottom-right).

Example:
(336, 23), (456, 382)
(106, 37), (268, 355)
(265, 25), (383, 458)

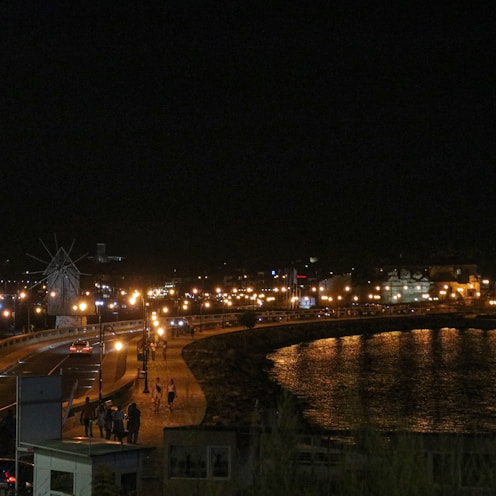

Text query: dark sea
(268, 327), (496, 433)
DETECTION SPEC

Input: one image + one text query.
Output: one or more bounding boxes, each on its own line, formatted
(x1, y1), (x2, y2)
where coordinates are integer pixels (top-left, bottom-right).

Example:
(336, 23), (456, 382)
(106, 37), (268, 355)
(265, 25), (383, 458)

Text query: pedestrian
(162, 340), (167, 361)
(151, 377), (163, 413)
(112, 405), (126, 442)
(167, 378), (177, 411)
(96, 403), (106, 438)
(104, 406), (113, 440)
(150, 341), (157, 360)
(127, 403), (141, 444)
(80, 397), (95, 437)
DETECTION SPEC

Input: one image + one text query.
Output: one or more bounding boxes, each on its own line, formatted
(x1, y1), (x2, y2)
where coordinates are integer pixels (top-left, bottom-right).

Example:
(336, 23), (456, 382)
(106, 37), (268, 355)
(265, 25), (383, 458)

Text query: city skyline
(1, 3), (494, 276)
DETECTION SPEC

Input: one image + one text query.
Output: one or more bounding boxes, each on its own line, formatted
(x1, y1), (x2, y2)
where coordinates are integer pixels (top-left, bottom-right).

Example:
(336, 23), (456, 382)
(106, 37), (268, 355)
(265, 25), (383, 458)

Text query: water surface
(268, 327), (496, 432)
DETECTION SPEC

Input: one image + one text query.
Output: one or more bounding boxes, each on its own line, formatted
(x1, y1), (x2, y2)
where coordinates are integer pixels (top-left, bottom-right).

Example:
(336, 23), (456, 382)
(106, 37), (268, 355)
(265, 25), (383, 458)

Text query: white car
(69, 340), (93, 355)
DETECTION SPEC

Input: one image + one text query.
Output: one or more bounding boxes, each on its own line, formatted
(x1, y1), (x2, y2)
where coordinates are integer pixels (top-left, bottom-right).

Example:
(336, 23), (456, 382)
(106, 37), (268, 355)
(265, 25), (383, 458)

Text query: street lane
(0, 333), (134, 411)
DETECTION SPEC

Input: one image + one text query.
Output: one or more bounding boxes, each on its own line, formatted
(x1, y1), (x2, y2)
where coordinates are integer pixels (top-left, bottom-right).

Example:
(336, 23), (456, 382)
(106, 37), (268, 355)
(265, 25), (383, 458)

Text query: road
(0, 330), (135, 412)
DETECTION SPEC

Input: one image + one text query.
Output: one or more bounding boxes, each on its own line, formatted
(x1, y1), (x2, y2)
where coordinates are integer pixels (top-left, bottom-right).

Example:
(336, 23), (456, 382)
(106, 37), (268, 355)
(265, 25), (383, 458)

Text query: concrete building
(30, 439), (152, 496)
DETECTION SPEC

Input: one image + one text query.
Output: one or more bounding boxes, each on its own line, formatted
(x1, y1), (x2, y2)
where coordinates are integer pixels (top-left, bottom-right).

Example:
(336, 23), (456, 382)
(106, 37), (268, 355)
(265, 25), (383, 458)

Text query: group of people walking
(148, 339), (167, 361)
(151, 376), (177, 413)
(80, 397), (141, 444)
(77, 335), (180, 443)
(79, 375), (177, 442)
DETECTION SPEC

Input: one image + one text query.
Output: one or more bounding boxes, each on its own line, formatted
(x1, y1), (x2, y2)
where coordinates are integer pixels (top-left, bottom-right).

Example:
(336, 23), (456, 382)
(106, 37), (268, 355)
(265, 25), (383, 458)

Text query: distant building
(380, 267), (431, 304)
(430, 264), (481, 305)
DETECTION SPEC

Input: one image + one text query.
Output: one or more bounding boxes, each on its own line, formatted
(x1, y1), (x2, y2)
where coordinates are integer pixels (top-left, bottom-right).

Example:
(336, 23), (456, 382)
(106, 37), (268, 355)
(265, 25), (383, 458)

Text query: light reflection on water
(268, 327), (496, 433)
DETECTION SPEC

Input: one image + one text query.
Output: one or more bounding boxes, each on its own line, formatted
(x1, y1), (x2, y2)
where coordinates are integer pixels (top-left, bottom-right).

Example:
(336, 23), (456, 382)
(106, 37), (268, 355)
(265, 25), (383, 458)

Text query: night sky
(1, 2), (494, 277)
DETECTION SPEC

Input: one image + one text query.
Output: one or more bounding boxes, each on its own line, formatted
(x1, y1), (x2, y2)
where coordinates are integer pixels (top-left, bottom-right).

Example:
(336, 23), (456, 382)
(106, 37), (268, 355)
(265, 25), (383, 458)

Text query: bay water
(268, 327), (496, 432)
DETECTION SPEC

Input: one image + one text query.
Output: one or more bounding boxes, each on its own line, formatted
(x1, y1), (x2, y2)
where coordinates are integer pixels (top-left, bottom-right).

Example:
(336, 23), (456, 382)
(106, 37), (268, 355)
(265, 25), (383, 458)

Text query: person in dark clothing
(112, 405), (126, 443)
(104, 407), (113, 440)
(167, 378), (177, 411)
(127, 403), (141, 444)
(80, 397), (95, 437)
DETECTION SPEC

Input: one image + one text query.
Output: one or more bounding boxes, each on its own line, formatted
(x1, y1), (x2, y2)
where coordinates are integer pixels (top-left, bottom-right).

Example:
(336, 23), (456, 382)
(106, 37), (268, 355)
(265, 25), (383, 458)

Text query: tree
(93, 465), (120, 496)
(238, 310), (257, 330)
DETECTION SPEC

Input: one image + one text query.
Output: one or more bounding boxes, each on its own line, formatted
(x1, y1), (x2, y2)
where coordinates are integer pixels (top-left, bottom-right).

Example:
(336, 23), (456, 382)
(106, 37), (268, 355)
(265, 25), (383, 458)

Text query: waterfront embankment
(183, 314), (496, 427)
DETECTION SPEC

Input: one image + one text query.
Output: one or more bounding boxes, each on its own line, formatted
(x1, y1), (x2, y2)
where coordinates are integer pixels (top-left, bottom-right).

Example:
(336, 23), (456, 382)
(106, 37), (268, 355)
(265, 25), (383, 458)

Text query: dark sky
(1, 2), (495, 276)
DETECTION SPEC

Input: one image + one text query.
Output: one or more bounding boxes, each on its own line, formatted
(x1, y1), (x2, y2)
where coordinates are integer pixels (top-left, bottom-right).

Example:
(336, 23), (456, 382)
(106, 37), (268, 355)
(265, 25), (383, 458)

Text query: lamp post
(200, 300), (211, 332)
(142, 296), (149, 393)
(96, 299), (104, 403)
(131, 290), (149, 393)
(19, 291), (30, 332)
(216, 287), (225, 327)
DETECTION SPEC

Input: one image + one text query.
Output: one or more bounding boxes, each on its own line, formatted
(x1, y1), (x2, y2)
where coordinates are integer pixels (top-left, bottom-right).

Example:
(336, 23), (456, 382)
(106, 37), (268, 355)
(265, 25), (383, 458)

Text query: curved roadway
(0, 329), (139, 413)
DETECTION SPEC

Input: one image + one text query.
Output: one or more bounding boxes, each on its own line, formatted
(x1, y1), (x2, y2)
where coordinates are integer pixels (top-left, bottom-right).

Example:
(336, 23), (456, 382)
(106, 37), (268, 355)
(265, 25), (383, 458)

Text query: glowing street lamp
(96, 299), (104, 402)
(130, 290), (149, 393)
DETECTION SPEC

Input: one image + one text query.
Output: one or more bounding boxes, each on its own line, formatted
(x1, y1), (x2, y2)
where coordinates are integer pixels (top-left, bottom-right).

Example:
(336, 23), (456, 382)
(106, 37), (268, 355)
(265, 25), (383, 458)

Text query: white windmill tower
(27, 237), (90, 329)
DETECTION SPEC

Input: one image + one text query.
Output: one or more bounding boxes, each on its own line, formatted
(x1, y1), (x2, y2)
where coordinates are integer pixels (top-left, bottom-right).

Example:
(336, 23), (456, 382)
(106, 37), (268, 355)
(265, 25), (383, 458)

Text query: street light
(34, 304), (46, 329)
(96, 299), (104, 402)
(7, 291), (27, 334)
(199, 300), (210, 332)
(18, 291), (28, 332)
(130, 290), (149, 393)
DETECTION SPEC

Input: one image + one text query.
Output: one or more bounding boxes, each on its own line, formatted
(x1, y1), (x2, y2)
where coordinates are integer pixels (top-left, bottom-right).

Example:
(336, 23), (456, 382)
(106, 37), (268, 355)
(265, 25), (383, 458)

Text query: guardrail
(155, 309), (322, 331)
(0, 319), (143, 353)
(0, 310), (323, 352)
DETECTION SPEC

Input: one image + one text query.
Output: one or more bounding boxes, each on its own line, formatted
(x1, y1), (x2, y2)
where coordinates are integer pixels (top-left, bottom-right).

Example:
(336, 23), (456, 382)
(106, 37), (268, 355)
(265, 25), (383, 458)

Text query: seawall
(183, 314), (496, 427)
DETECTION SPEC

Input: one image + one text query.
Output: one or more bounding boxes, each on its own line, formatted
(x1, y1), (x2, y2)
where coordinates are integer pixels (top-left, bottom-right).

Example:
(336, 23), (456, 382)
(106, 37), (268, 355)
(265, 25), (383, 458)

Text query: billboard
(17, 375), (62, 446)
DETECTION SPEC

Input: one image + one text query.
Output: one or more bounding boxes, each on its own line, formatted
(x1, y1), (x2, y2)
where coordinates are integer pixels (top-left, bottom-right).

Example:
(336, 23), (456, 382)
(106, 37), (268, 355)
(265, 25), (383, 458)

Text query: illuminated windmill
(27, 238), (89, 329)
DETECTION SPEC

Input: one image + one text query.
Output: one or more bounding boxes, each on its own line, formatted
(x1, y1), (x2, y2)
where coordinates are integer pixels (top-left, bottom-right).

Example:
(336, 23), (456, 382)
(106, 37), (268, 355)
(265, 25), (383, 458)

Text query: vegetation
(244, 392), (323, 496)
(237, 310), (257, 330)
(93, 466), (120, 496)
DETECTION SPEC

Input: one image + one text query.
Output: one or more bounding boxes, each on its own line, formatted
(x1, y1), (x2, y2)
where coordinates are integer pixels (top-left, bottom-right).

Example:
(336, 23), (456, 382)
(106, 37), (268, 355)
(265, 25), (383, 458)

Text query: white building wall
(34, 452), (92, 496)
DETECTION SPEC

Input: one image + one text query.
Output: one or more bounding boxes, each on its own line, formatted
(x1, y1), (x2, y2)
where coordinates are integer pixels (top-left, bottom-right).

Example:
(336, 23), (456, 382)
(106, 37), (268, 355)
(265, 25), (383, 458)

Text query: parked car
(69, 340), (93, 355)
(0, 457), (33, 495)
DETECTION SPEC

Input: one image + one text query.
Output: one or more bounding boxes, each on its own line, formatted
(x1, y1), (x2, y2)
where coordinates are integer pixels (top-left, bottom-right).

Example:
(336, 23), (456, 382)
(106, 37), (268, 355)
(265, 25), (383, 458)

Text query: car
(0, 457), (34, 495)
(103, 324), (116, 335)
(69, 340), (93, 355)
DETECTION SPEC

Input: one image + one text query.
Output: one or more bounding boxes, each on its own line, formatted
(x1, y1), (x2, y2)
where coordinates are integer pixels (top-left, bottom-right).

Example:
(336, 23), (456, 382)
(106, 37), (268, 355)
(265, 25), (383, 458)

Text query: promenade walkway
(63, 328), (219, 438)
(61, 325), (238, 491)
(1, 319), (311, 492)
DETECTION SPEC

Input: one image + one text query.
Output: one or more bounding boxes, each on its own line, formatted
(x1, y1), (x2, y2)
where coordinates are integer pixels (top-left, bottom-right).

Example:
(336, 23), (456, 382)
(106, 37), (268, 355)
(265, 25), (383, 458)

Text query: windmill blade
(24, 269), (47, 275)
(26, 252), (50, 265)
(29, 274), (50, 290)
(40, 238), (54, 260)
(60, 245), (84, 275)
(58, 247), (72, 269)
(27, 237), (87, 314)
(47, 269), (63, 289)
(72, 252), (89, 266)
(65, 238), (76, 259)
(65, 256), (81, 275)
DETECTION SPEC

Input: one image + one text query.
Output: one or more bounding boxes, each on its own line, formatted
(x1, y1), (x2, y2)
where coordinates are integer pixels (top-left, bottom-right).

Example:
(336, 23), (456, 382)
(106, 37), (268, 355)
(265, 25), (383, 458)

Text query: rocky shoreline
(182, 314), (496, 427)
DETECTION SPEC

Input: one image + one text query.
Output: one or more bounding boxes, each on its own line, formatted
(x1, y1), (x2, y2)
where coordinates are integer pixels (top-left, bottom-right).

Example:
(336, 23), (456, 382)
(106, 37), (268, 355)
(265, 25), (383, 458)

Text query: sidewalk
(0, 325), (235, 492)
(63, 329), (211, 438)
(61, 326), (236, 490)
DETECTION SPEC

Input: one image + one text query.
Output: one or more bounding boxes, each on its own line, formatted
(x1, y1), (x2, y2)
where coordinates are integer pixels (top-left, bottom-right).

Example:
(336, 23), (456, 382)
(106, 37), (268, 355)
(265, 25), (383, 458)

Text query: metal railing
(0, 309), (323, 351)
